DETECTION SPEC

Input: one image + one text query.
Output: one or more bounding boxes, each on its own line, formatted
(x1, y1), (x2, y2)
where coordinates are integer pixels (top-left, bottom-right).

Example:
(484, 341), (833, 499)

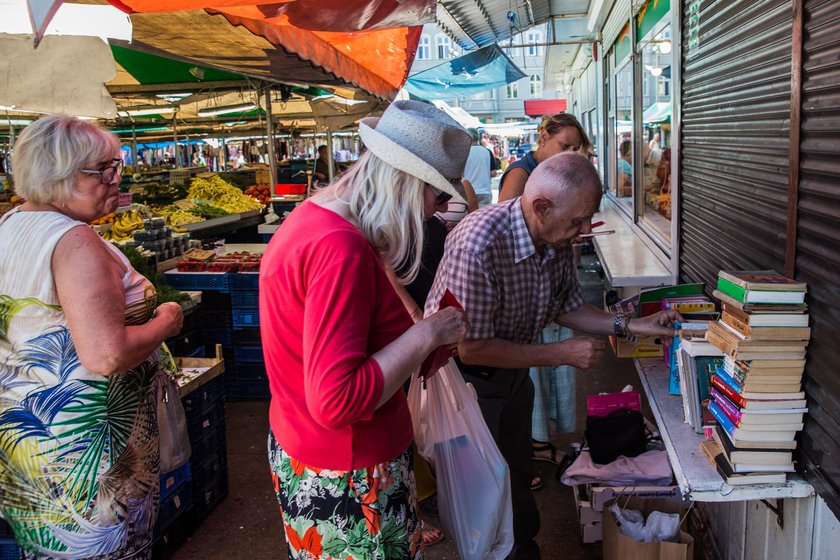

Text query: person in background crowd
(463, 128), (495, 208)
(618, 139), (633, 197)
(498, 113), (593, 202)
(259, 100), (470, 560)
(313, 144), (330, 185)
(426, 152), (681, 560)
(0, 114), (184, 560)
(481, 137), (502, 177)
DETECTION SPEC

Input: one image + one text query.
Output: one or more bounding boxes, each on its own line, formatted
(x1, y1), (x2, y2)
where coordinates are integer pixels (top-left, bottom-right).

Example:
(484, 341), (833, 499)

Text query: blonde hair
(333, 151), (426, 284)
(11, 114), (119, 206)
(539, 113), (594, 156)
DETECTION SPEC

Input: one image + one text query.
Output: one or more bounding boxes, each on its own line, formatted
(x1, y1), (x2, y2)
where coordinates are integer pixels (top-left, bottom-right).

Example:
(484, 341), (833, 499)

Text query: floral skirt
(268, 431), (422, 560)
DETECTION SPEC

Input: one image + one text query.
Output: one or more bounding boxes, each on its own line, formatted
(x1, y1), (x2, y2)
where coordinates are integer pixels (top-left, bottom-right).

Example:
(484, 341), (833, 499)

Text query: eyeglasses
(79, 159), (124, 184)
(425, 183), (453, 206)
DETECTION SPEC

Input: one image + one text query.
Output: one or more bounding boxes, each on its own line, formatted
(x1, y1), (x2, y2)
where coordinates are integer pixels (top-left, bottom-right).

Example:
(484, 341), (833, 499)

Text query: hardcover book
(716, 277), (806, 305)
(717, 270), (807, 291)
(713, 290), (808, 313)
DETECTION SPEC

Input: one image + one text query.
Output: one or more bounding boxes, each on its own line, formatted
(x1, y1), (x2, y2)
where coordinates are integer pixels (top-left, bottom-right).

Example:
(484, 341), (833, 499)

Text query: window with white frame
(526, 31), (542, 56)
(506, 82), (519, 99)
(530, 75), (542, 97)
(436, 35), (451, 59)
(417, 35), (431, 60)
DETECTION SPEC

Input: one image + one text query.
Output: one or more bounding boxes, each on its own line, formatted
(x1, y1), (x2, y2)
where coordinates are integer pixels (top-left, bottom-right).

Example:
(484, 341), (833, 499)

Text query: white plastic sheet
(408, 359), (513, 560)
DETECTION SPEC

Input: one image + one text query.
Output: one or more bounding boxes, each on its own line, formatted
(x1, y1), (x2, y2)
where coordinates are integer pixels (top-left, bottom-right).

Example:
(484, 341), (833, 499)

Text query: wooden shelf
(634, 357), (814, 502)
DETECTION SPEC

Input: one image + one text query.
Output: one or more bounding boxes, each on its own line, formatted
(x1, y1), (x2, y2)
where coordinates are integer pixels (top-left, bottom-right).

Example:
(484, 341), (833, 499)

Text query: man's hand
(556, 337), (607, 369)
(629, 310), (684, 338)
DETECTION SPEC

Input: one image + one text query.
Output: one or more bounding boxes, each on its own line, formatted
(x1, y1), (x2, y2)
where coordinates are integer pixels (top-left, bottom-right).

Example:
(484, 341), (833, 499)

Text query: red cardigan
(259, 201), (414, 470)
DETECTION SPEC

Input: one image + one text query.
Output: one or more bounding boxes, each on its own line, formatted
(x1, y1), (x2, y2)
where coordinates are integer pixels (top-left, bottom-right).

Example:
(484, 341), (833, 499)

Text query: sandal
(531, 440), (559, 465)
(421, 523), (444, 547)
(530, 476), (544, 491)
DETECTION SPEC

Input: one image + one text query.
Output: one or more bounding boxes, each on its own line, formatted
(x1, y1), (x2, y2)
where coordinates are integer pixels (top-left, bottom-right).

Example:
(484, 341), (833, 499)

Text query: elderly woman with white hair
(0, 115), (184, 560)
(260, 100), (470, 560)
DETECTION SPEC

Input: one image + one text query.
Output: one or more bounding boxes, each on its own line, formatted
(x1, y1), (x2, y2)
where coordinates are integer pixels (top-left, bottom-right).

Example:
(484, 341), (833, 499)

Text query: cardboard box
(610, 334), (664, 358)
(602, 497), (694, 560)
(589, 484), (681, 512)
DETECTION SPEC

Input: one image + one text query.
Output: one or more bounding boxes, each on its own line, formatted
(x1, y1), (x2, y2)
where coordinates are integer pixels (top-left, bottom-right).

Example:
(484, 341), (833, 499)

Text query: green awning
(643, 101), (671, 124)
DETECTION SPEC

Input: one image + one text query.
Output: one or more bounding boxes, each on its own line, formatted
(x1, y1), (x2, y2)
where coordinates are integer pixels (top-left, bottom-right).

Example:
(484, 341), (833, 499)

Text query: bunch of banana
(110, 210), (144, 241)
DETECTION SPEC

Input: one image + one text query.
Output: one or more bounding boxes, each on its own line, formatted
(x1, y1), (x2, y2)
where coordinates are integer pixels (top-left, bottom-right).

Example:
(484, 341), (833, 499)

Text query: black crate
(154, 480), (193, 538)
(160, 462), (192, 501)
(203, 326), (233, 348)
(181, 306), (203, 332)
(152, 502), (196, 559)
(232, 328), (262, 345)
(200, 292), (232, 310)
(228, 273), (260, 292)
(233, 344), (263, 364)
(232, 309), (259, 330)
(166, 327), (203, 357)
(231, 291), (259, 309)
(182, 375), (225, 418)
(186, 400), (226, 447)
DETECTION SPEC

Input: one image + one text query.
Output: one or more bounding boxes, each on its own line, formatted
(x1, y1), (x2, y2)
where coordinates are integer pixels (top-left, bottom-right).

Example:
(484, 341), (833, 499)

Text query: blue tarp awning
(404, 44), (526, 100)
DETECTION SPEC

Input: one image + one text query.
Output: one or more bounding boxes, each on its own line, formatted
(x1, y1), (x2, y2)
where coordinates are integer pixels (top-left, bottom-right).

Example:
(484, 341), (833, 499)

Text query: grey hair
(524, 152), (603, 202)
(11, 114), (119, 206)
(466, 128), (480, 142)
(333, 150), (426, 284)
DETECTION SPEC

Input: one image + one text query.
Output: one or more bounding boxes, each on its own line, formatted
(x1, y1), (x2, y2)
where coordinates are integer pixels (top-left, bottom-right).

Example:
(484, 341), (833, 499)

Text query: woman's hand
(154, 302), (184, 339)
(422, 306), (468, 348)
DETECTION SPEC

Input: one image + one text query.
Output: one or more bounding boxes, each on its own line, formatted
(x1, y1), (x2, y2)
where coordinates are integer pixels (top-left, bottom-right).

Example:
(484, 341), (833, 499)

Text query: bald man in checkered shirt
(426, 152), (680, 560)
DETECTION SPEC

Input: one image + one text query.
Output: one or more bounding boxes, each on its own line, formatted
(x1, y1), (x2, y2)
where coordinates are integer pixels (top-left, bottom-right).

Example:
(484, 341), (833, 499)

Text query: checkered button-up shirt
(425, 198), (584, 344)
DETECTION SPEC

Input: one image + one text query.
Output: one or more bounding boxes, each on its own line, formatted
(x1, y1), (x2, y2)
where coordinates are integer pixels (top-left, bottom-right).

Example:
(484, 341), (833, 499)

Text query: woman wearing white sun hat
(260, 100), (471, 559)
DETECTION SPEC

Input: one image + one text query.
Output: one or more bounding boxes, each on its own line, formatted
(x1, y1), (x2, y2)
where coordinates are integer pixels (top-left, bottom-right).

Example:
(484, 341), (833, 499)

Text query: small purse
(584, 408), (647, 465)
(157, 345), (191, 473)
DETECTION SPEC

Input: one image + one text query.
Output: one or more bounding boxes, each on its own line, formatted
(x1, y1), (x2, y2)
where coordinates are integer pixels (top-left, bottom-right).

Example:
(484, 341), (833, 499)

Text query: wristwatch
(613, 314), (626, 338)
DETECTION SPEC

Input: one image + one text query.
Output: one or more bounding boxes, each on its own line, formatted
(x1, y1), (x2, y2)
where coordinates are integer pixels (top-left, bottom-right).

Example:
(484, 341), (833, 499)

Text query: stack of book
(704, 270), (809, 486)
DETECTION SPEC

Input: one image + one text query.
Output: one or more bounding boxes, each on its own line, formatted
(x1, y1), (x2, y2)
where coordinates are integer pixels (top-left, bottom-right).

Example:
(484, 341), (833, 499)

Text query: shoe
(530, 477), (544, 491)
(421, 523), (444, 547)
(531, 440), (559, 465)
(554, 453), (575, 481)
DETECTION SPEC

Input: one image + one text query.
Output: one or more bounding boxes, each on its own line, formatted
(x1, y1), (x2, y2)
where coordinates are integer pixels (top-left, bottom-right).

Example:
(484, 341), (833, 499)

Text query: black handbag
(585, 408), (647, 464)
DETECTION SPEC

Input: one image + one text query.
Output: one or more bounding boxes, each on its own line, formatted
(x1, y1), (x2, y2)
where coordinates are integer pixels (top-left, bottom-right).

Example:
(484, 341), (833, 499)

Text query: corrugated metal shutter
(796, 0), (840, 518)
(603, 0), (632, 49)
(679, 0), (792, 289)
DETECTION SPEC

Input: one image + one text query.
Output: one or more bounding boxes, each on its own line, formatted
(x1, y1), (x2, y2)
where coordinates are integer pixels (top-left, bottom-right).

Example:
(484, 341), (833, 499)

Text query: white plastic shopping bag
(408, 359), (513, 560)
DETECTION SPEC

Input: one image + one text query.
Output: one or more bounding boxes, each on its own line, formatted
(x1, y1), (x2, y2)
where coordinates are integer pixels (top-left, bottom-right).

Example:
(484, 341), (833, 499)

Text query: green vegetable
(114, 244), (191, 305)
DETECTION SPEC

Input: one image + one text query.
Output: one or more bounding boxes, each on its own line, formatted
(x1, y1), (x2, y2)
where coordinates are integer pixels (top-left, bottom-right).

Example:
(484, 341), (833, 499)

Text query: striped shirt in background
(425, 198), (584, 344)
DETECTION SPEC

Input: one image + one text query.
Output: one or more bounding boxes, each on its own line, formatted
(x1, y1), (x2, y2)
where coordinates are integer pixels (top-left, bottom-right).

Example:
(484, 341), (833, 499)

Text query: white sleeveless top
(0, 208), (161, 559)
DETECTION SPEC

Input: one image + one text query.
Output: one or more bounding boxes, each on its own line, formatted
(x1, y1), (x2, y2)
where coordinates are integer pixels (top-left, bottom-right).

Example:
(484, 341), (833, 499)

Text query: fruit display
(244, 184), (272, 205)
(90, 212), (116, 226)
(102, 209), (145, 241)
(187, 175), (264, 214)
(177, 251), (262, 273)
(133, 217), (191, 261)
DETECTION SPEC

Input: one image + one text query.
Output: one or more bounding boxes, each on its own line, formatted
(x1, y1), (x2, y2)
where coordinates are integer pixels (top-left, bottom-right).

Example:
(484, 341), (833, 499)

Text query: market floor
(170, 257), (639, 560)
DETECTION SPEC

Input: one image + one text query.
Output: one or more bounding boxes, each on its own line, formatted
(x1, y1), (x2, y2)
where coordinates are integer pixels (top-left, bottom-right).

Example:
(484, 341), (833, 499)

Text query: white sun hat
(359, 100), (471, 201)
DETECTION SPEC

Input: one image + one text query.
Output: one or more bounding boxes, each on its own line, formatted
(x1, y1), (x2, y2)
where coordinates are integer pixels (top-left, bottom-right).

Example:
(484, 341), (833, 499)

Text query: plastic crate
(154, 481), (193, 537)
(233, 345), (263, 364)
(182, 375), (225, 416)
(0, 538), (21, 560)
(232, 309), (259, 330)
(203, 327), (233, 348)
(186, 399), (226, 445)
(231, 291), (259, 310)
(166, 327), (203, 357)
(232, 328), (261, 345)
(160, 462), (192, 501)
(228, 273), (260, 292)
(192, 470), (229, 521)
(201, 292), (232, 309)
(190, 419), (227, 460)
(163, 272), (229, 292)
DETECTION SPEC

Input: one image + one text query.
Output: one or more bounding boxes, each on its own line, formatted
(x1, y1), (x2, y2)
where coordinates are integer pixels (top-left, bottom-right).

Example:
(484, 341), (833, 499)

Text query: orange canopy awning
(107, 0), (433, 99)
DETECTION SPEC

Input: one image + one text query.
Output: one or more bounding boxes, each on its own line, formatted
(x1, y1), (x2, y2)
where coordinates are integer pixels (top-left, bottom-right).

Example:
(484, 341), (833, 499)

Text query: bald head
(523, 152), (602, 204)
